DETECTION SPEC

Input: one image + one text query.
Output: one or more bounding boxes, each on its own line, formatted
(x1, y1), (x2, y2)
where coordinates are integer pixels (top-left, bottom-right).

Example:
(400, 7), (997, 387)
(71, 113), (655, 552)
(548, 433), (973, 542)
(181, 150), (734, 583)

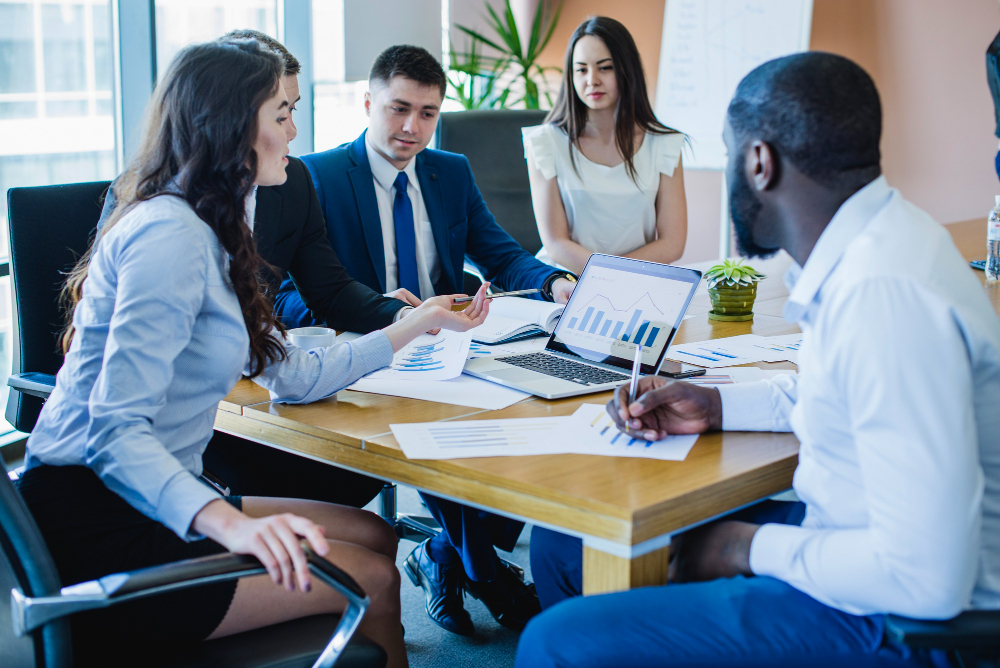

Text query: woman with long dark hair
(17, 40), (489, 668)
(524, 16), (688, 274)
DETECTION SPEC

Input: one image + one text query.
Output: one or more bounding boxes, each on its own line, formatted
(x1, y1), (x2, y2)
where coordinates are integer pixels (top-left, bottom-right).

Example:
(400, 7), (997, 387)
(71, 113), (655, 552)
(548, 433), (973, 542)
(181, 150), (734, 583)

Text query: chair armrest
(12, 548), (369, 668)
(7, 372), (56, 399)
(885, 610), (1000, 651)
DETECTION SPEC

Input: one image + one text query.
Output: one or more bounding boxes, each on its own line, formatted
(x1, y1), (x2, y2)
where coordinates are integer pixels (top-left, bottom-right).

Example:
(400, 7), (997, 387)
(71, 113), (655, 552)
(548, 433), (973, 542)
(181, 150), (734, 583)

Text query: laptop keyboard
(498, 353), (631, 386)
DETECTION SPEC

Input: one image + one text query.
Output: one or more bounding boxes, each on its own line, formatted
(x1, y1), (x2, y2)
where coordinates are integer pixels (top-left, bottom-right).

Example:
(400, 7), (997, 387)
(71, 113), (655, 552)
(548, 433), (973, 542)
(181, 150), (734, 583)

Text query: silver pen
(452, 288), (541, 304)
(628, 344), (643, 405)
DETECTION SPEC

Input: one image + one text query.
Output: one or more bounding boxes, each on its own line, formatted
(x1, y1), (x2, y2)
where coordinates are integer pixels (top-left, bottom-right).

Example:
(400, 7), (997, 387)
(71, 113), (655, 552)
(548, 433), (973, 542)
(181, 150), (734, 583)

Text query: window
(153, 0), (278, 77)
(0, 0), (117, 436)
(310, 0), (454, 152)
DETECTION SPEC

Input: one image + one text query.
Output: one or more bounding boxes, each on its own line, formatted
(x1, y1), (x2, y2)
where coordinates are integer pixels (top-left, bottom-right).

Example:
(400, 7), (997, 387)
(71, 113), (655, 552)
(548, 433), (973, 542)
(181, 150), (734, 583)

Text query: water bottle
(989, 196), (1000, 282)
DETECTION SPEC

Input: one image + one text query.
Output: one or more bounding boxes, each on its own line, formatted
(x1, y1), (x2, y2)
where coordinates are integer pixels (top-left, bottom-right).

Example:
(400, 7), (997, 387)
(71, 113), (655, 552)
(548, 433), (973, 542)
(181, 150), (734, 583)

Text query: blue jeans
(519, 501), (947, 668)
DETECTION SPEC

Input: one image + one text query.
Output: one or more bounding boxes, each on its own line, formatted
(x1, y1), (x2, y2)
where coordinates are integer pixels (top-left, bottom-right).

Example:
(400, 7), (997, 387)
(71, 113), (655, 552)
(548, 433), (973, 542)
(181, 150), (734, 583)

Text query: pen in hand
(628, 343), (643, 406)
(452, 288), (541, 304)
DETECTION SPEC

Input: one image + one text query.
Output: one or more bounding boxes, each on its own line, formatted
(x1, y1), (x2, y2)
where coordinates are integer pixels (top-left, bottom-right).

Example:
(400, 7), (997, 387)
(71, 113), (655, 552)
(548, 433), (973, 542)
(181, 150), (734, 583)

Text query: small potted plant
(704, 259), (766, 321)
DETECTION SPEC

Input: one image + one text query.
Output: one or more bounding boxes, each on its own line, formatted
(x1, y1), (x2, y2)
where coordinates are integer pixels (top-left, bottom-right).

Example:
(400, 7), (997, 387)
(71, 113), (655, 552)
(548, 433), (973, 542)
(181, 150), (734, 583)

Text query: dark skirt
(16, 464), (239, 661)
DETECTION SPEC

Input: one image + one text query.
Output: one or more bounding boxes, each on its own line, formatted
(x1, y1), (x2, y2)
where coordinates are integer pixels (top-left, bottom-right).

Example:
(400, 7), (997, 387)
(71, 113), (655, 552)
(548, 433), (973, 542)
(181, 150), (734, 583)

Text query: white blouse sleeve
(656, 132), (685, 178)
(522, 124), (558, 180)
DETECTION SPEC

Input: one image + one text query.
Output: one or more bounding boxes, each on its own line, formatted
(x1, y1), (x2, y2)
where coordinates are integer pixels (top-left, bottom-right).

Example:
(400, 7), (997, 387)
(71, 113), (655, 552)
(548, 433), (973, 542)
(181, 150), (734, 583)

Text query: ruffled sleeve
(522, 124), (558, 180)
(657, 132), (685, 177)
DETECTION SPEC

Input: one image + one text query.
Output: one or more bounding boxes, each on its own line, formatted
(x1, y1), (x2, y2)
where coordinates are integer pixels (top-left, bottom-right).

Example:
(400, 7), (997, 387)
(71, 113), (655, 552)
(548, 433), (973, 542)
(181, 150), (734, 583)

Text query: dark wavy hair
(61, 40), (287, 377)
(546, 16), (679, 183)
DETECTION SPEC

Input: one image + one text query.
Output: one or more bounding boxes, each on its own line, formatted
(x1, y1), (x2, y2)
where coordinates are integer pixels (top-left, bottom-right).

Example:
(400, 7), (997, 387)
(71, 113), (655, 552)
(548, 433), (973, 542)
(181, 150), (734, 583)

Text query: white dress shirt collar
(365, 132), (420, 197)
(783, 176), (893, 323)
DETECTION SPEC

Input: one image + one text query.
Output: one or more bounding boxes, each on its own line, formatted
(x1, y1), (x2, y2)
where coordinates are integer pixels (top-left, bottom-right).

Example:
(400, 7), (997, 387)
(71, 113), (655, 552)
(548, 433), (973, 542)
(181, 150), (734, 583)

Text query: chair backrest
(5, 181), (109, 432)
(0, 461), (73, 668)
(435, 109), (549, 256)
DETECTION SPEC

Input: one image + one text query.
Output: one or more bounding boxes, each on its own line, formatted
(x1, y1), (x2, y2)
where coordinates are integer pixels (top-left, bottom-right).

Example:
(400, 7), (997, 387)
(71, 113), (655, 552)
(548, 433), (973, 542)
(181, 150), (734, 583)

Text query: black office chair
(885, 611), (1000, 667)
(436, 109), (549, 256)
(0, 458), (386, 668)
(5, 182), (110, 431)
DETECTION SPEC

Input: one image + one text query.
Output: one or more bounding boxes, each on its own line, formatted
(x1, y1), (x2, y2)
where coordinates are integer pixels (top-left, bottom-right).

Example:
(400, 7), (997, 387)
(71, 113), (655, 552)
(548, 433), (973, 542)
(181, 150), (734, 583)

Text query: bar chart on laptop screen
(557, 264), (693, 365)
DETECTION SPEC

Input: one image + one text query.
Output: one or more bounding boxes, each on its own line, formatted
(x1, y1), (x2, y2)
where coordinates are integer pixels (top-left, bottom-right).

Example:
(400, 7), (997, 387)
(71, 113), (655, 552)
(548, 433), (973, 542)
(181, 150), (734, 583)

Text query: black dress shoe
(464, 559), (542, 630)
(403, 540), (475, 637)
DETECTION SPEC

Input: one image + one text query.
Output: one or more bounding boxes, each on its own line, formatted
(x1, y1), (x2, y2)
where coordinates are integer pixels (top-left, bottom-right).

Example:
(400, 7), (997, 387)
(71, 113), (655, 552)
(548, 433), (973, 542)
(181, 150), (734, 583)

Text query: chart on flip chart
(655, 0), (813, 170)
(557, 264), (693, 366)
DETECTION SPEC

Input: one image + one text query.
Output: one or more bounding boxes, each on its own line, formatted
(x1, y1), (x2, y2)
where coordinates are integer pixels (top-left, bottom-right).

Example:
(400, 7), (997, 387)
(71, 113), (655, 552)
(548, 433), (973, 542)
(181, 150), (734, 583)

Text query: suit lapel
(348, 132), (388, 292)
(253, 185), (282, 259)
(416, 154), (454, 291)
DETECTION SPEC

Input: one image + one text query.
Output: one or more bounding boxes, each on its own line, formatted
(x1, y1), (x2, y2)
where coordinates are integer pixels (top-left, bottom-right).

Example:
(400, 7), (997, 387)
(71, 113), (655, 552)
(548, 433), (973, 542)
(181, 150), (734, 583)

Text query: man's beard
(729, 166), (779, 259)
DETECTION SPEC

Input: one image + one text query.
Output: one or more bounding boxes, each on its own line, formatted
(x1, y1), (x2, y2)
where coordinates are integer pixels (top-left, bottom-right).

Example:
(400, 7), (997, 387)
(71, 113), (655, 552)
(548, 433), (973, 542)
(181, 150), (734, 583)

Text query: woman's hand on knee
(194, 500), (329, 592)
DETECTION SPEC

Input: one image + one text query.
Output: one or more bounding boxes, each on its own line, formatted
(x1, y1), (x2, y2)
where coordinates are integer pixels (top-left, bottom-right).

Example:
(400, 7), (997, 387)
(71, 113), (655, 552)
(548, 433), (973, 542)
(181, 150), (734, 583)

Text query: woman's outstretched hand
(193, 499), (328, 593)
(422, 282), (491, 331)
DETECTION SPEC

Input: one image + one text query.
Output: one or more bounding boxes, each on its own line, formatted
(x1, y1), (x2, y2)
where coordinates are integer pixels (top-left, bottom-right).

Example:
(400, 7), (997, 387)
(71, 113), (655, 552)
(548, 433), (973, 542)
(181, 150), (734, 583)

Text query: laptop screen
(546, 254), (702, 375)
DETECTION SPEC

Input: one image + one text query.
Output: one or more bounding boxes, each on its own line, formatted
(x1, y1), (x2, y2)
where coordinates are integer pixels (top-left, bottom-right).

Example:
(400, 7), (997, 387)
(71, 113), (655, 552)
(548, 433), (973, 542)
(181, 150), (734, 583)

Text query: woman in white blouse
(18, 41), (488, 668)
(523, 16), (688, 275)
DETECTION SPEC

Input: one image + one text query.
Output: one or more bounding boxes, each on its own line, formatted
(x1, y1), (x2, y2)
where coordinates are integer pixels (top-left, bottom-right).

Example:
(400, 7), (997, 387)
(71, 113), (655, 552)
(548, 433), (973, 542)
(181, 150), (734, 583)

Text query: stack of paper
(391, 403), (699, 461)
(343, 331), (534, 410)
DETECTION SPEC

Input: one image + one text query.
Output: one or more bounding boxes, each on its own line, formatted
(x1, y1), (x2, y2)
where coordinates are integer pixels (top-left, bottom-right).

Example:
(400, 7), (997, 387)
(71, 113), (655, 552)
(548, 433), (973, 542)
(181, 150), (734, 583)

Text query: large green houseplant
(704, 259), (766, 321)
(450, 0), (563, 110)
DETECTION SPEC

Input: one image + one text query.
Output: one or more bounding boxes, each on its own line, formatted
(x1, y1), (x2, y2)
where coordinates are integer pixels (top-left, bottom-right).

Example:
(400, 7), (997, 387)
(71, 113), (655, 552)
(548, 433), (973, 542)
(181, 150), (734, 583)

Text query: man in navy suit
(277, 45), (576, 637)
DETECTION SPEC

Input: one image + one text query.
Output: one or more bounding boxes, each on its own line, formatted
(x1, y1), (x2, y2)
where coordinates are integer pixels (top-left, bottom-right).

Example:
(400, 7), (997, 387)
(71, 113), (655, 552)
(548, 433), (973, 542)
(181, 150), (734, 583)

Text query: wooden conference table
(214, 218), (997, 596)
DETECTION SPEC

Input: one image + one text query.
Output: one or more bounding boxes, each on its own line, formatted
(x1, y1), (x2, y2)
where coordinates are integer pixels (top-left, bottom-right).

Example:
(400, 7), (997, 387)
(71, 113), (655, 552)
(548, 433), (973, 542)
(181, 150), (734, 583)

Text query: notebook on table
(470, 297), (564, 345)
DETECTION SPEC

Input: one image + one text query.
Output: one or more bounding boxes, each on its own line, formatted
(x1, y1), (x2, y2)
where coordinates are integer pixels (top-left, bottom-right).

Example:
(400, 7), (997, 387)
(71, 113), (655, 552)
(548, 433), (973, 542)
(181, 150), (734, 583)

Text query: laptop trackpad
(488, 368), (543, 382)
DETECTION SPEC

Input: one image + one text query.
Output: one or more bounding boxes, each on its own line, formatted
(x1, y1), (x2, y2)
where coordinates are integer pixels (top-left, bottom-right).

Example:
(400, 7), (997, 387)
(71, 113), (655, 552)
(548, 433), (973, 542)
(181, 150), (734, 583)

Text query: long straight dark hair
(545, 16), (679, 183)
(61, 40), (287, 377)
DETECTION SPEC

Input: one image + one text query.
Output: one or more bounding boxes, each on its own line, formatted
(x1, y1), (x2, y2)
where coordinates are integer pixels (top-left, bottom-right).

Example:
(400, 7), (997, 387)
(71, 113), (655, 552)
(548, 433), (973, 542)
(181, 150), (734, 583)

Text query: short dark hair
(728, 52), (882, 190)
(369, 45), (446, 97)
(221, 29), (301, 76)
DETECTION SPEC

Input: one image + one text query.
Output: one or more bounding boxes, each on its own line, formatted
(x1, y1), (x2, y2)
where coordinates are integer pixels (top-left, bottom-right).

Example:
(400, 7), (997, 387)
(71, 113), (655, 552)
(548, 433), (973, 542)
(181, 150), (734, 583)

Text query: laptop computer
(464, 254), (702, 399)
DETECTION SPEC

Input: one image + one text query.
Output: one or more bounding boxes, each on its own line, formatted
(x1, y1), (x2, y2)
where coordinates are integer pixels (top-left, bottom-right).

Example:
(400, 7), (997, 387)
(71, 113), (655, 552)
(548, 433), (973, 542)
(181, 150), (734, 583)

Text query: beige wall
(535, 0), (1000, 263)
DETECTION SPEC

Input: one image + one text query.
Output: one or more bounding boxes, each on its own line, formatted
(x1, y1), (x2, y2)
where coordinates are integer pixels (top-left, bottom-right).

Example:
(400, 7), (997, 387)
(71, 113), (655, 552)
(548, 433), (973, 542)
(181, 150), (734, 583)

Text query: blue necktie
(392, 172), (420, 299)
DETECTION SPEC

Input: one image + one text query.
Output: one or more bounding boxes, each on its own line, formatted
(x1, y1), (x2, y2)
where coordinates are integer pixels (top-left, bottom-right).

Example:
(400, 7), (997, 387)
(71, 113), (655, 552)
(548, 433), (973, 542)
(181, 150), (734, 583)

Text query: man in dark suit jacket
(280, 45), (576, 638)
(98, 31), (416, 510)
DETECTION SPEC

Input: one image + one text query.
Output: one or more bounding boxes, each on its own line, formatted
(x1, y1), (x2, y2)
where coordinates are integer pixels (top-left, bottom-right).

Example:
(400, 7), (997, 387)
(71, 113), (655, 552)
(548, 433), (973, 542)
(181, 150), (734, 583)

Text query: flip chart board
(654, 0), (814, 170)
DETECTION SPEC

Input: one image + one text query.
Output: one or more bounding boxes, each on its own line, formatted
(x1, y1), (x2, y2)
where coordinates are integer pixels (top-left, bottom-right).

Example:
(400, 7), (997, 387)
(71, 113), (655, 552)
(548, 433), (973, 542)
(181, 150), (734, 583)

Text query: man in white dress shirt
(518, 52), (1000, 668)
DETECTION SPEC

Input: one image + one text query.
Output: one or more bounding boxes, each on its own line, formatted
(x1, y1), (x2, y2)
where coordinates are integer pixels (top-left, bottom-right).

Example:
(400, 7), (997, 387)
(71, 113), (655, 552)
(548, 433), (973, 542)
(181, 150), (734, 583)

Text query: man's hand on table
(607, 376), (723, 441)
(385, 288), (422, 307)
(551, 278), (576, 304)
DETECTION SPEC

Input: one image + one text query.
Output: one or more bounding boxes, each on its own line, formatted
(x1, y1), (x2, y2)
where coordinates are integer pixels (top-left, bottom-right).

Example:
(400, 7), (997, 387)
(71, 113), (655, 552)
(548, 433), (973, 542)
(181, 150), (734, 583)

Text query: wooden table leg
(582, 544), (671, 595)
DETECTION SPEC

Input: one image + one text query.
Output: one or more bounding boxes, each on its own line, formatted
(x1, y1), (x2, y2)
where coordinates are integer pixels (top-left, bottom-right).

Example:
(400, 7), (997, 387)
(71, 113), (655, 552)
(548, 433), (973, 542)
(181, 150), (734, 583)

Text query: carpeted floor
(366, 485), (533, 668)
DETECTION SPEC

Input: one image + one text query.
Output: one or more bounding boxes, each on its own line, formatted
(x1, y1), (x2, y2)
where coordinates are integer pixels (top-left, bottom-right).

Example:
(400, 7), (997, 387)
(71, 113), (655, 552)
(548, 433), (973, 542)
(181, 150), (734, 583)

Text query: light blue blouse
(25, 195), (393, 539)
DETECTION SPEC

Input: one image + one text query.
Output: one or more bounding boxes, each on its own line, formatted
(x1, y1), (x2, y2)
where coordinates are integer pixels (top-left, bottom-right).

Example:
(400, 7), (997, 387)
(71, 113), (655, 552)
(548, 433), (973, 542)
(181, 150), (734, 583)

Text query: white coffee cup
(287, 326), (337, 350)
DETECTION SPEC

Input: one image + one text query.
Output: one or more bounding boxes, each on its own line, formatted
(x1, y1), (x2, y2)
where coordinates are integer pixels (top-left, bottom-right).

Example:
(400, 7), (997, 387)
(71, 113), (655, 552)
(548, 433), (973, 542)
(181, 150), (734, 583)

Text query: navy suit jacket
(275, 131), (561, 328)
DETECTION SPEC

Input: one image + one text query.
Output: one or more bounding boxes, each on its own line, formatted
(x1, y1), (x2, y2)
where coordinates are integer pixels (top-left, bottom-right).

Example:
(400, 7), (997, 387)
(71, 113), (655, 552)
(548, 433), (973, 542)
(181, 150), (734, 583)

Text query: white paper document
(350, 373), (530, 410)
(363, 330), (470, 381)
(678, 367), (797, 386)
(391, 404), (701, 461)
(666, 333), (802, 367)
(391, 417), (574, 460)
(569, 404), (699, 461)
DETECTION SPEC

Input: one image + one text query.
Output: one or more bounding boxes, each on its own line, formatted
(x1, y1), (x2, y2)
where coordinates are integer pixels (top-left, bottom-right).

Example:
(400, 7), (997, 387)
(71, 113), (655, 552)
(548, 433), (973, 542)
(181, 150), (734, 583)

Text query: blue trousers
(520, 501), (947, 668)
(420, 493), (524, 582)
